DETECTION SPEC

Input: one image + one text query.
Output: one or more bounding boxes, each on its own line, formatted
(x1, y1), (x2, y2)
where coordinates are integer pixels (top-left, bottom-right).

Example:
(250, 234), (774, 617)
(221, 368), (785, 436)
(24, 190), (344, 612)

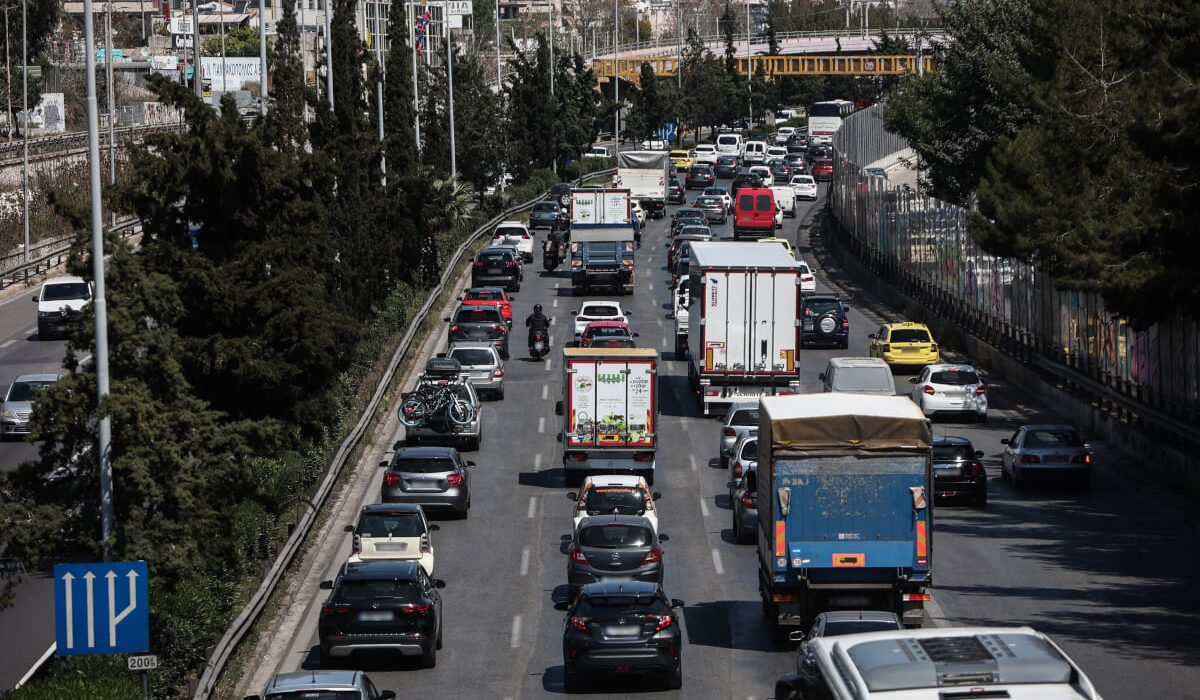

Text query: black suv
(667, 177), (686, 204)
(558, 581), (685, 691)
(932, 436), (987, 507)
(684, 164), (715, 189)
(446, 304), (509, 359)
(549, 181), (574, 207)
(318, 560), (445, 668)
(800, 295), (850, 349)
(471, 247), (522, 292)
(731, 171), (764, 196)
(714, 154), (739, 179)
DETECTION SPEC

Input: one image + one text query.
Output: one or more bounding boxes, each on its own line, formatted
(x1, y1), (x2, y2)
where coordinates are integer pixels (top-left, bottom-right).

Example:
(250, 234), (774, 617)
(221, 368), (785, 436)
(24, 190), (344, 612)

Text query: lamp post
(446, 13), (455, 177)
(408, 0), (419, 146)
(20, 0), (27, 264)
(258, 0), (267, 113)
(612, 0), (617, 143)
(191, 0), (201, 97)
(745, 1), (750, 128)
(547, 0), (553, 95)
(324, 0), (333, 110)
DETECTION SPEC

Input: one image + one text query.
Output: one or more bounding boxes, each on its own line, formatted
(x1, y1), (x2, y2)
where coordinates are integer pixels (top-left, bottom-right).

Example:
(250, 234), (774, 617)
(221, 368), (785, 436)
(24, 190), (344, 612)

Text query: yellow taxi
(669, 149), (695, 171)
(757, 237), (795, 258)
(868, 322), (940, 369)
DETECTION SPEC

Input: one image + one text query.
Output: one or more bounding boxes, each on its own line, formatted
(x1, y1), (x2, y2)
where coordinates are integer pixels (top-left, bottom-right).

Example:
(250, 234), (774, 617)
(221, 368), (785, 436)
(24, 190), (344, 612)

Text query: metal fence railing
(191, 168), (617, 700)
(0, 218), (141, 290)
(830, 104), (1200, 446)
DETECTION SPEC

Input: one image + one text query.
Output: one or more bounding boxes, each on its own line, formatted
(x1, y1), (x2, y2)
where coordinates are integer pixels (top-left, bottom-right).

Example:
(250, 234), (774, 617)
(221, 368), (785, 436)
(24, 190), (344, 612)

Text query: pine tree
(504, 33), (555, 179)
(383, 0), (419, 177)
(266, 0), (307, 153)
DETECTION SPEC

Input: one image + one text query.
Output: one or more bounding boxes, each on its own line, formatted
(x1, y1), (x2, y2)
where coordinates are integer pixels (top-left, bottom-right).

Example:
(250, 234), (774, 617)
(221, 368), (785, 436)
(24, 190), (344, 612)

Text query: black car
(446, 304), (509, 359)
(558, 581), (685, 692)
(471, 247), (522, 292)
(684, 164), (716, 190)
(670, 207), (705, 229)
(667, 177), (686, 204)
(807, 143), (833, 161)
(380, 446), (474, 517)
(730, 171), (764, 195)
(714, 154), (739, 179)
(318, 560), (445, 668)
(932, 436), (987, 506)
(563, 515), (668, 599)
(769, 160), (792, 182)
(800, 295), (850, 349)
(638, 197), (667, 220)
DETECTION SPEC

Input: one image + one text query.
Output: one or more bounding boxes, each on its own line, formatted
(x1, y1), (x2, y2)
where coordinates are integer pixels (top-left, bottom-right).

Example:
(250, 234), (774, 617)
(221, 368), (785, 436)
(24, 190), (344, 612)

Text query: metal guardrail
(0, 218), (140, 291)
(191, 168), (618, 700)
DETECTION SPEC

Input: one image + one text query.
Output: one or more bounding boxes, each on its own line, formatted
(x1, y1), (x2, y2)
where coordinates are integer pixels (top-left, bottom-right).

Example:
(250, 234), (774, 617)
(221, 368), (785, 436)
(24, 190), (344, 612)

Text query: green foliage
(504, 33), (556, 179)
(265, 0), (307, 153)
(203, 24), (273, 58)
(451, 51), (505, 194)
(7, 656), (139, 699)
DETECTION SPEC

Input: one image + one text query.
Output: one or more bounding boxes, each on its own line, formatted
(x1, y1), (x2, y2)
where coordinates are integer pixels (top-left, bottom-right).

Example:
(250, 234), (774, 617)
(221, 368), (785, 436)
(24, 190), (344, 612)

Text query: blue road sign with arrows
(54, 561), (150, 656)
(657, 121), (677, 143)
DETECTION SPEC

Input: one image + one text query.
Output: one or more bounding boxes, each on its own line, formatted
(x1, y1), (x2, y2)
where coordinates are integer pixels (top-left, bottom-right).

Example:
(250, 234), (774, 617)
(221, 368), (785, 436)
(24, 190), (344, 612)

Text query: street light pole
(547, 0), (553, 95)
(258, 0), (267, 113)
(446, 17), (455, 178)
(191, 0), (201, 97)
(612, 0), (618, 143)
(409, 0), (419, 146)
(106, 0), (115, 196)
(20, 0), (27, 264)
(745, 2), (750, 128)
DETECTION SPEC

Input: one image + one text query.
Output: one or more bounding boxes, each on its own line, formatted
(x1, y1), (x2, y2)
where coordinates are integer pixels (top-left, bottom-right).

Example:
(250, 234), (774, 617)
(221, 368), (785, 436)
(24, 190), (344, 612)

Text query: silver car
(909, 364), (988, 422)
(446, 342), (504, 400)
(1001, 424), (1093, 490)
(246, 669), (396, 700)
(718, 401), (759, 469)
(563, 515), (668, 599)
(379, 445), (474, 519)
(727, 431), (758, 503)
(728, 463), (757, 544)
(0, 373), (59, 440)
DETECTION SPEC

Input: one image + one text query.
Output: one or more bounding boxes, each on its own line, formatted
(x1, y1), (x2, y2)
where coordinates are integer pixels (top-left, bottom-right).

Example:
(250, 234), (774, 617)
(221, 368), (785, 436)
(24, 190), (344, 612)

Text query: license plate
(375, 542), (408, 551)
(488, 267), (502, 274)
(902, 347), (919, 353)
(604, 625), (641, 636)
(358, 610), (394, 621)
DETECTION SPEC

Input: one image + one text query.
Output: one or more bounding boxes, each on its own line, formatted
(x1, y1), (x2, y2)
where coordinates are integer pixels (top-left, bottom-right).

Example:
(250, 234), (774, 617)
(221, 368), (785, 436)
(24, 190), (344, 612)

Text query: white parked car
(692, 144), (719, 165)
(567, 474), (662, 535)
(748, 165), (774, 187)
(908, 364), (989, 422)
(790, 174), (818, 200)
(571, 300), (629, 339)
(344, 503), (439, 575)
(491, 220), (534, 262)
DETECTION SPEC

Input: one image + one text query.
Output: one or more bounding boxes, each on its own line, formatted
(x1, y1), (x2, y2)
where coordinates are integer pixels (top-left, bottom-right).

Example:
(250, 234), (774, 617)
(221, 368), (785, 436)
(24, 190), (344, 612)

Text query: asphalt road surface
(240, 185), (1200, 699)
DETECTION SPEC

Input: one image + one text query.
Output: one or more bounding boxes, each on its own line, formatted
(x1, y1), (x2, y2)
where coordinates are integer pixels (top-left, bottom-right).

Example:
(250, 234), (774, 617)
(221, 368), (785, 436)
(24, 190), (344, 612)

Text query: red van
(732, 187), (777, 240)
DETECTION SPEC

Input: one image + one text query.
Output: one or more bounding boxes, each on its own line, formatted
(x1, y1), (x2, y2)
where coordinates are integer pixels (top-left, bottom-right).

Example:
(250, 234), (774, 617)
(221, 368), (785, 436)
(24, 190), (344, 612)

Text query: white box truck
(613, 151), (670, 219)
(685, 241), (802, 415)
(560, 347), (659, 485)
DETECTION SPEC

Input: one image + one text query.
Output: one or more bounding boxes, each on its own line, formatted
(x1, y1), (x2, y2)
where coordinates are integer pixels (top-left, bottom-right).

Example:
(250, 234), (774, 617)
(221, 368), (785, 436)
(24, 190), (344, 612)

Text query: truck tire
(665, 658), (683, 690)
(674, 336), (685, 359)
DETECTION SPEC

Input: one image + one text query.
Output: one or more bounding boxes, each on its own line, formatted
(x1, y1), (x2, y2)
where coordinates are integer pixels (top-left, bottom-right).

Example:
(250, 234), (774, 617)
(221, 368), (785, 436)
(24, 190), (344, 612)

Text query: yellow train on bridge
(592, 54), (933, 84)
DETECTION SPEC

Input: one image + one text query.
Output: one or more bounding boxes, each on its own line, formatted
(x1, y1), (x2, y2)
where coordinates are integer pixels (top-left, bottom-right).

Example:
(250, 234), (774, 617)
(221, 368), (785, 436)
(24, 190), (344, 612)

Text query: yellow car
(868, 322), (940, 369)
(757, 237), (795, 258)
(669, 149), (695, 171)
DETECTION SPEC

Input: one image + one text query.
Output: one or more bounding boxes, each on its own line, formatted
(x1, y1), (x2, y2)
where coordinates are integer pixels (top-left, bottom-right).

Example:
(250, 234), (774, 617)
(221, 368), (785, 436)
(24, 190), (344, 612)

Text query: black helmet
(534, 303), (543, 313)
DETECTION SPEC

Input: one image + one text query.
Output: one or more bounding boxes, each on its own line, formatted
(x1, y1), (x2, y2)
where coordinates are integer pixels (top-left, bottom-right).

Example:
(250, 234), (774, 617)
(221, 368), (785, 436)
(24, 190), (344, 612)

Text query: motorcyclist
(632, 212), (642, 249)
(526, 303), (551, 349)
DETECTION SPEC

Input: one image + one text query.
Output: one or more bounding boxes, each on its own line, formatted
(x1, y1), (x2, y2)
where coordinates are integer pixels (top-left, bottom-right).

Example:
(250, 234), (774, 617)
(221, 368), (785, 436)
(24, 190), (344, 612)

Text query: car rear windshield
(336, 579), (419, 602)
(805, 299), (841, 315)
(756, 195), (773, 210)
(717, 156), (737, 165)
(358, 512), (423, 537)
(584, 487), (648, 516)
(454, 309), (503, 323)
(930, 370), (980, 385)
(1026, 429), (1084, 447)
(266, 691), (362, 700)
(823, 620), (902, 637)
(836, 368), (893, 392)
(696, 197), (721, 207)
(477, 252), (512, 264)
(588, 327), (630, 338)
(593, 339), (635, 348)
(738, 439), (758, 461)
(494, 227), (525, 238)
(794, 176), (815, 184)
(43, 282), (90, 301)
(889, 329), (932, 343)
(576, 595), (669, 616)
(730, 409), (759, 426)
(466, 290), (505, 301)
(390, 458), (455, 474)
(582, 305), (619, 317)
(534, 202), (558, 212)
(449, 349), (496, 365)
(579, 524), (652, 548)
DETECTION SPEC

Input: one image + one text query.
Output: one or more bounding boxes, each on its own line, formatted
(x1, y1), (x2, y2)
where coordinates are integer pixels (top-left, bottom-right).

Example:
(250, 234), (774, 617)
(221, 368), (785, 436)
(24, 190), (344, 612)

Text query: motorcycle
(529, 329), (550, 359)
(542, 240), (560, 271)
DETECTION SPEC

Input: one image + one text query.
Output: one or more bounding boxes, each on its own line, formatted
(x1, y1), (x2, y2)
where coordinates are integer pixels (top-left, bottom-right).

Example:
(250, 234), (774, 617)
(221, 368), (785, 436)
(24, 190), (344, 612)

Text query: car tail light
(801, 275), (814, 283)
(704, 389), (719, 397)
(975, 386), (987, 395)
(771, 593), (795, 603)
(841, 318), (849, 330)
(971, 462), (985, 477)
(633, 453), (653, 462)
(570, 617), (590, 631)
(400, 603), (432, 614)
(351, 535), (361, 554)
(493, 367), (504, 378)
(732, 461), (744, 479)
(930, 344), (939, 353)
(450, 325), (461, 332)
(384, 472), (401, 486)
(923, 385), (935, 395)
(567, 453), (587, 461)
(505, 261), (516, 267)
(1072, 453), (1092, 464)
(473, 261), (483, 268)
(521, 233), (530, 239)
(879, 343), (891, 352)
(446, 472), (465, 486)
(741, 491), (755, 509)
(420, 534), (431, 553)
(571, 546), (589, 565)
(652, 614), (673, 632)
(1020, 454), (1042, 464)
(902, 593), (930, 602)
(641, 547), (662, 565)
(494, 324), (507, 331)
(322, 604), (351, 615)
(722, 427), (736, 437)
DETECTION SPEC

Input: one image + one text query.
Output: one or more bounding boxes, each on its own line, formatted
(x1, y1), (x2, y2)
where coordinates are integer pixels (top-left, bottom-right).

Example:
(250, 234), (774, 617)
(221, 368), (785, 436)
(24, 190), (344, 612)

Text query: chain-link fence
(830, 104), (1199, 439)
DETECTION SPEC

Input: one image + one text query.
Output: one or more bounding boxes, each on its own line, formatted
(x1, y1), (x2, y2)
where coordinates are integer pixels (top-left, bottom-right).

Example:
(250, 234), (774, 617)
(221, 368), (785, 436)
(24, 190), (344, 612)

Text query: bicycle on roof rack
(398, 376), (474, 428)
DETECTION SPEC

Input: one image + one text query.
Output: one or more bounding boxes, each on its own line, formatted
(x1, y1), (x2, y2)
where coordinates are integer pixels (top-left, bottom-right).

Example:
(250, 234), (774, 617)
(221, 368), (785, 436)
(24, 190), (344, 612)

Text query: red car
(811, 158), (834, 182)
(579, 321), (638, 348)
(461, 287), (513, 326)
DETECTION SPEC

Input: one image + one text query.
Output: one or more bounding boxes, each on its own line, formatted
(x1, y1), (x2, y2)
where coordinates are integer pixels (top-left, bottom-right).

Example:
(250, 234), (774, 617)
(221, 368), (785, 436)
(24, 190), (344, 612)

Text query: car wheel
(563, 666), (582, 693)
(420, 641), (438, 668)
(466, 436), (480, 451)
(1012, 465), (1024, 490)
(665, 658), (683, 690)
(494, 388), (505, 400)
(436, 624), (444, 650)
(838, 338), (849, 349)
(975, 490), (987, 508)
(1000, 459), (1010, 481)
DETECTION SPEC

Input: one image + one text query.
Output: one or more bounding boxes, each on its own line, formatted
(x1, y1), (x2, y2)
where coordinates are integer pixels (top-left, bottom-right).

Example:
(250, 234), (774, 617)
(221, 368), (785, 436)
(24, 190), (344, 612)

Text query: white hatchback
(790, 174), (818, 200)
(748, 165), (774, 187)
(692, 144), (719, 165)
(568, 474), (661, 535)
(571, 300), (630, 339)
(492, 220), (534, 262)
(908, 363), (988, 422)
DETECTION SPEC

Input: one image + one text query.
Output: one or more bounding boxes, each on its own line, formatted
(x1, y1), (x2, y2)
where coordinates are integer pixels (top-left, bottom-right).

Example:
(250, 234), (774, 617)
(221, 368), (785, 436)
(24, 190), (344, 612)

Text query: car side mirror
(554, 601), (571, 612)
(1000, 439), (1010, 445)
(788, 630), (806, 642)
(908, 377), (919, 383)
(429, 524), (441, 531)
(632, 333), (640, 338)
(843, 305), (850, 311)
(566, 492), (578, 500)
(244, 696), (263, 700)
(319, 580), (333, 590)
(31, 296), (37, 303)
(727, 480), (736, 489)
(436, 352), (446, 358)
(443, 317), (450, 322)
(393, 440), (404, 450)
(434, 579), (447, 589)
(465, 461), (476, 468)
(343, 524), (354, 532)
(561, 534), (573, 541)
(379, 460), (390, 468)
(652, 492), (662, 500)
(658, 534), (669, 542)
(380, 692), (397, 700)
(570, 310), (578, 315)
(867, 333), (875, 339)
(818, 373), (826, 382)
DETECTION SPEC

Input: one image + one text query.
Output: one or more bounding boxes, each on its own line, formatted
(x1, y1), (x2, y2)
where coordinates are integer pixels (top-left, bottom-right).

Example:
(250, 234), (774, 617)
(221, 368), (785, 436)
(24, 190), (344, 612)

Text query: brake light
(568, 453), (587, 461)
(633, 453), (653, 462)
(971, 462), (985, 477)
(732, 461), (744, 479)
(1072, 453), (1092, 464)
(722, 427), (736, 437)
(570, 617), (590, 631)
(505, 261), (516, 267)
(571, 546), (589, 565)
(420, 534), (431, 553)
(400, 603), (432, 614)
(473, 261), (483, 268)
(923, 385), (935, 395)
(494, 324), (507, 331)
(384, 472), (401, 486)
(704, 389), (719, 397)
(450, 325), (461, 332)
(322, 605), (351, 615)
(641, 547), (661, 565)
(493, 367), (504, 378)
(741, 491), (755, 509)
(351, 535), (361, 554)
(879, 343), (891, 352)
(975, 386), (987, 395)
(841, 318), (849, 330)
(1020, 454), (1042, 464)
(771, 594), (795, 603)
(930, 344), (939, 353)
(446, 472), (465, 486)
(902, 593), (930, 602)
(652, 614), (673, 632)
(521, 233), (530, 239)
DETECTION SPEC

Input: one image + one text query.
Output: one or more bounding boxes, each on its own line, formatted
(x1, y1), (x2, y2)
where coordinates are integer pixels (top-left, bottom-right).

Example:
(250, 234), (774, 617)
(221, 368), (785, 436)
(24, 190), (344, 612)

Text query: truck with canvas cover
(561, 348), (659, 486)
(613, 151), (670, 219)
(685, 241), (801, 415)
(756, 394), (933, 637)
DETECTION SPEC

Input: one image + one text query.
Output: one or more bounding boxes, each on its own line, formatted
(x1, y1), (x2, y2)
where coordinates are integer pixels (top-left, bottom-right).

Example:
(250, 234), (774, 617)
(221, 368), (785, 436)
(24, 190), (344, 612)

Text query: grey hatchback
(245, 670), (395, 700)
(563, 515), (668, 600)
(446, 304), (510, 360)
(380, 446), (474, 519)
(0, 373), (59, 440)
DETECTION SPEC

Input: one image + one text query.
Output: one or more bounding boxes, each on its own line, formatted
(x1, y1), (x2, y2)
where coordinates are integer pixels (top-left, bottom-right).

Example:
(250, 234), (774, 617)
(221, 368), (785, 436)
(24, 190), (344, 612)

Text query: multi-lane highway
(234, 187), (1200, 699)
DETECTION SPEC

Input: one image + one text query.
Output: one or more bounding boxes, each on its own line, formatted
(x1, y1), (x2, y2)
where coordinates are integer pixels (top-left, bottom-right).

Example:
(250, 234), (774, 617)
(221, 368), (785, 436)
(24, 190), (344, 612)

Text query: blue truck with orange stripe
(755, 394), (933, 635)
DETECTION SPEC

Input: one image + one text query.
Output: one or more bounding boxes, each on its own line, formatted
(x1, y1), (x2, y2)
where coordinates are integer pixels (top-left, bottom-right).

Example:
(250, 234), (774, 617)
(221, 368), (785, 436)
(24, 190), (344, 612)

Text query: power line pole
(446, 15), (455, 177)
(21, 0), (28, 264)
(105, 0), (115, 226)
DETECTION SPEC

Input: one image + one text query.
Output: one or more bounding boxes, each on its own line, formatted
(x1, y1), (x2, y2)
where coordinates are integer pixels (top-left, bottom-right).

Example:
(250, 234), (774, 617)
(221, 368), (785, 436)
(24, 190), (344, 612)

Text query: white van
(715, 133), (744, 157)
(819, 357), (896, 396)
(770, 185), (796, 218)
(742, 140), (768, 166)
(34, 275), (92, 340)
(774, 109), (798, 124)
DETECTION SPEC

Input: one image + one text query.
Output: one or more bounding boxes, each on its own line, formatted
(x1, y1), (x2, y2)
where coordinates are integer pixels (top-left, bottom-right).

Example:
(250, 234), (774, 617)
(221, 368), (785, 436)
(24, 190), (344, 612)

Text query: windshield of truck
(579, 524), (652, 548)
(584, 487), (648, 516)
(835, 368), (893, 392)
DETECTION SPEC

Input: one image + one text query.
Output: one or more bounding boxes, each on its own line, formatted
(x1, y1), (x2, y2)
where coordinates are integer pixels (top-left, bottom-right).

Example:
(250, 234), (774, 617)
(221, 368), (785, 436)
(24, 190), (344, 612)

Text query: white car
(702, 186), (732, 212)
(568, 474), (661, 535)
(491, 220), (534, 262)
(796, 258), (816, 294)
(571, 300), (629, 339)
(34, 274), (92, 340)
(766, 145), (788, 160)
(345, 503), (439, 575)
(748, 165), (774, 187)
(908, 364), (989, 422)
(790, 174), (818, 200)
(692, 144), (719, 165)
(629, 199), (647, 224)
(774, 126), (796, 144)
